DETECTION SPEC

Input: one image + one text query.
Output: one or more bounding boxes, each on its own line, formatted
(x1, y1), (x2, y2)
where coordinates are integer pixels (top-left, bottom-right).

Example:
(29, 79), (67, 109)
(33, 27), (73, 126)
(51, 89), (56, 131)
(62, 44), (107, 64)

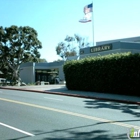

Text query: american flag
(84, 3), (93, 14)
(79, 13), (92, 23)
(79, 18), (91, 23)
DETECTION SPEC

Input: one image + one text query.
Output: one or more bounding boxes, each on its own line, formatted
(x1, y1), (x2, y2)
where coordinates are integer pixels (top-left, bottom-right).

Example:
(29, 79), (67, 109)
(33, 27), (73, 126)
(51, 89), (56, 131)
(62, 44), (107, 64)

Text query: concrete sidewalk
(0, 85), (140, 105)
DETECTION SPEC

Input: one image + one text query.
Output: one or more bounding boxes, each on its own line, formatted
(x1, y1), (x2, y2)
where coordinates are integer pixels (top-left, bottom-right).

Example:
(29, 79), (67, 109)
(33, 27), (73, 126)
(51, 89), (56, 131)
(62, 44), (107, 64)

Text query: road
(0, 89), (140, 140)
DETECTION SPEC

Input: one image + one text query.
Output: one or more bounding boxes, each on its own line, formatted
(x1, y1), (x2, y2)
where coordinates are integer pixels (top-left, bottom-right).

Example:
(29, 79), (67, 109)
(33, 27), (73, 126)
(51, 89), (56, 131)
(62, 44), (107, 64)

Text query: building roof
(96, 36), (140, 46)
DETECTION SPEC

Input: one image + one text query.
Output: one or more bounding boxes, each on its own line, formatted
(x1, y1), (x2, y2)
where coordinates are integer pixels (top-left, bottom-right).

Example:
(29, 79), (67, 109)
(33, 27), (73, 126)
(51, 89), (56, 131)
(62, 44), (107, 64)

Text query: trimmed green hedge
(63, 52), (140, 96)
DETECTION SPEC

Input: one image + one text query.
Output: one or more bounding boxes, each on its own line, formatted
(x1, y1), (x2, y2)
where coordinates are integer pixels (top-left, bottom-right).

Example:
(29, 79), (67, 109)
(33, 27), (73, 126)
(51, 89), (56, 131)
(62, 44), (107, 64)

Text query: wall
(58, 66), (65, 80)
(20, 63), (35, 84)
(35, 61), (65, 81)
(20, 61), (65, 83)
(79, 42), (140, 59)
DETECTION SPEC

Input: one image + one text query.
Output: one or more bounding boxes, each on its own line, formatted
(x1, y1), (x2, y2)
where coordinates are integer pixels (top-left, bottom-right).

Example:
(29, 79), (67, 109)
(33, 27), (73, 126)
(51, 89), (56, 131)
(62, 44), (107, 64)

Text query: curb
(0, 87), (140, 105)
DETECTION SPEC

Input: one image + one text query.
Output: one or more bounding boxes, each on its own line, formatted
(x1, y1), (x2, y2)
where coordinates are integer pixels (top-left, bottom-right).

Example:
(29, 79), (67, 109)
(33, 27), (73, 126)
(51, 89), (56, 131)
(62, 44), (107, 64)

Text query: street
(0, 89), (140, 140)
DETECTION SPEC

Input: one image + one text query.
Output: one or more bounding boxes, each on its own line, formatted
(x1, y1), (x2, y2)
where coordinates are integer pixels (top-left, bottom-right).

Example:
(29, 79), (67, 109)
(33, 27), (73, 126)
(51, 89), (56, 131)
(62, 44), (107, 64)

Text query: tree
(0, 25), (42, 85)
(38, 58), (47, 62)
(53, 59), (63, 62)
(56, 42), (77, 61)
(56, 34), (89, 61)
(65, 34), (90, 49)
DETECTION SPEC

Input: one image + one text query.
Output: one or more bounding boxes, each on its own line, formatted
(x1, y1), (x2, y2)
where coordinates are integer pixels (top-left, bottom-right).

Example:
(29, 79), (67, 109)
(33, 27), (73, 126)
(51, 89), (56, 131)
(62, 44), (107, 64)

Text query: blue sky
(0, 0), (140, 62)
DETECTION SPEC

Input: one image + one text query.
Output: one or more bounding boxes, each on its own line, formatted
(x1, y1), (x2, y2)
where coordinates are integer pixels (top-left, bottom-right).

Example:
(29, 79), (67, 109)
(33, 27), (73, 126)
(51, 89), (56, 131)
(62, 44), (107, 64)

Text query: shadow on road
(10, 123), (127, 140)
(84, 99), (140, 118)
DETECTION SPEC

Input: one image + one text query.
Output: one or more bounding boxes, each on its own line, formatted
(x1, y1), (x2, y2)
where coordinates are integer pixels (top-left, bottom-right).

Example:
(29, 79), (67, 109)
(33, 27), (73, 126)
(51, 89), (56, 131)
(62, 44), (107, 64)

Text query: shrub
(63, 52), (140, 96)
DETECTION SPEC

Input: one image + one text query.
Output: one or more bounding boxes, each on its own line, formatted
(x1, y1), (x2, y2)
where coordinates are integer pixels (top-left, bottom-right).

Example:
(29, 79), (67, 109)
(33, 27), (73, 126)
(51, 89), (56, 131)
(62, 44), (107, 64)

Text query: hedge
(63, 52), (140, 96)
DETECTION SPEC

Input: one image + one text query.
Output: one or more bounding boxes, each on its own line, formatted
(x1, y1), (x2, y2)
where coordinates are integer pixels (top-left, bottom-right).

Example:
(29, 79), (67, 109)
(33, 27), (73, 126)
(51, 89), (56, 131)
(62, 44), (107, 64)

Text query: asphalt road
(0, 89), (140, 140)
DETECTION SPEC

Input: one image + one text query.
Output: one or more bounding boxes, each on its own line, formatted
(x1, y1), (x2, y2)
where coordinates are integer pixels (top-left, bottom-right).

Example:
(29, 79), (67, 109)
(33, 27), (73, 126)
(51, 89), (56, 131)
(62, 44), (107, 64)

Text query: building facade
(20, 61), (65, 84)
(80, 36), (140, 59)
(20, 36), (140, 84)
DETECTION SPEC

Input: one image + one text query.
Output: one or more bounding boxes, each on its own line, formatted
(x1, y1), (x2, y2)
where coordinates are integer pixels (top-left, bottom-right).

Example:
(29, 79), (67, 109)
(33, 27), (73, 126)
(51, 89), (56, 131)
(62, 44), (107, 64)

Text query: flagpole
(92, 1), (95, 46)
(79, 2), (94, 46)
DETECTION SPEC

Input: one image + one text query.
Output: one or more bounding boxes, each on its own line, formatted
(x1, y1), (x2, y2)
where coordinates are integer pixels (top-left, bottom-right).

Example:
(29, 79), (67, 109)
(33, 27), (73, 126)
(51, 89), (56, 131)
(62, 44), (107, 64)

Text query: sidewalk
(0, 85), (140, 105)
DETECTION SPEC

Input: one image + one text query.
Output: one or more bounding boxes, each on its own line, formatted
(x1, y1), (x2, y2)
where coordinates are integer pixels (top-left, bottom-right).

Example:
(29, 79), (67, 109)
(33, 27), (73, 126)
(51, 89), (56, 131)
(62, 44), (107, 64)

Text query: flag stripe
(84, 3), (93, 14)
(79, 3), (93, 23)
(79, 19), (91, 23)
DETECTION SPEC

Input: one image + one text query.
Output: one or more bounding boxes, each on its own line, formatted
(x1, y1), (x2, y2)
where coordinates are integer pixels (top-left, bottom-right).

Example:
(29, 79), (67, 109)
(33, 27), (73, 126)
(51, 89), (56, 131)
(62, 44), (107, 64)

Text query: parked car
(0, 78), (6, 84)
(0, 78), (11, 86)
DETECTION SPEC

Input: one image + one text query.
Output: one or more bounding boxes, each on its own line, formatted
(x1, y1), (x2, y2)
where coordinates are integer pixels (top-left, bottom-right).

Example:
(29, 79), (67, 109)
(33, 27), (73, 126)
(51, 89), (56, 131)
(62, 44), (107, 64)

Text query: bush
(63, 52), (140, 96)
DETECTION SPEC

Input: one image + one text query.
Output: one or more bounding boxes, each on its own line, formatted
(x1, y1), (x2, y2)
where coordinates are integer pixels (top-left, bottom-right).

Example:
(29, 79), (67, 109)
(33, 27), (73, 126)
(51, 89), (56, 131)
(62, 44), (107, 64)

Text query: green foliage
(56, 41), (77, 61)
(56, 34), (90, 61)
(0, 25), (42, 83)
(53, 59), (63, 62)
(63, 52), (140, 96)
(38, 58), (47, 62)
(27, 82), (35, 86)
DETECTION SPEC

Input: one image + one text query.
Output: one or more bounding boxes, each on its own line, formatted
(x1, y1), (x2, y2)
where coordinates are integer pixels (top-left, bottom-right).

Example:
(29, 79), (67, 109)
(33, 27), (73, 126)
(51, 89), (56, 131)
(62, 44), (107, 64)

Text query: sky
(0, 0), (140, 62)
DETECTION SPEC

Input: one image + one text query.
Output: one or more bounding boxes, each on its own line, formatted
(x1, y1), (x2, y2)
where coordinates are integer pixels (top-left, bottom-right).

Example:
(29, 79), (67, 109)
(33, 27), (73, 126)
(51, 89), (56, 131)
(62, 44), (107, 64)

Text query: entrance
(35, 69), (59, 83)
(36, 73), (48, 82)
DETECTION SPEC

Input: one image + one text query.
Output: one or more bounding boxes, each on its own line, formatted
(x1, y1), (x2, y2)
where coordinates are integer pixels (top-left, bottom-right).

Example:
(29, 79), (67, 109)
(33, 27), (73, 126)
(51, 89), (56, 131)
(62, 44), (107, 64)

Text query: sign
(127, 127), (140, 139)
(90, 44), (112, 53)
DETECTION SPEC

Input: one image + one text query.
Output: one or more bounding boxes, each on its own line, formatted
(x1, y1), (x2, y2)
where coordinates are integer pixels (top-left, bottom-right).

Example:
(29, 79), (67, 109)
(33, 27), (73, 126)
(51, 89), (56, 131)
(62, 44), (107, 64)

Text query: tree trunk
(12, 69), (21, 86)
(5, 57), (21, 86)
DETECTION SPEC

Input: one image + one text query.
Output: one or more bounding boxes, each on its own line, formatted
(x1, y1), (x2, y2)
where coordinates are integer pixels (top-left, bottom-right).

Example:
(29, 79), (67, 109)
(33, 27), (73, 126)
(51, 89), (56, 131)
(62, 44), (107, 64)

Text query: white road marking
(0, 122), (35, 136)
(44, 97), (63, 101)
